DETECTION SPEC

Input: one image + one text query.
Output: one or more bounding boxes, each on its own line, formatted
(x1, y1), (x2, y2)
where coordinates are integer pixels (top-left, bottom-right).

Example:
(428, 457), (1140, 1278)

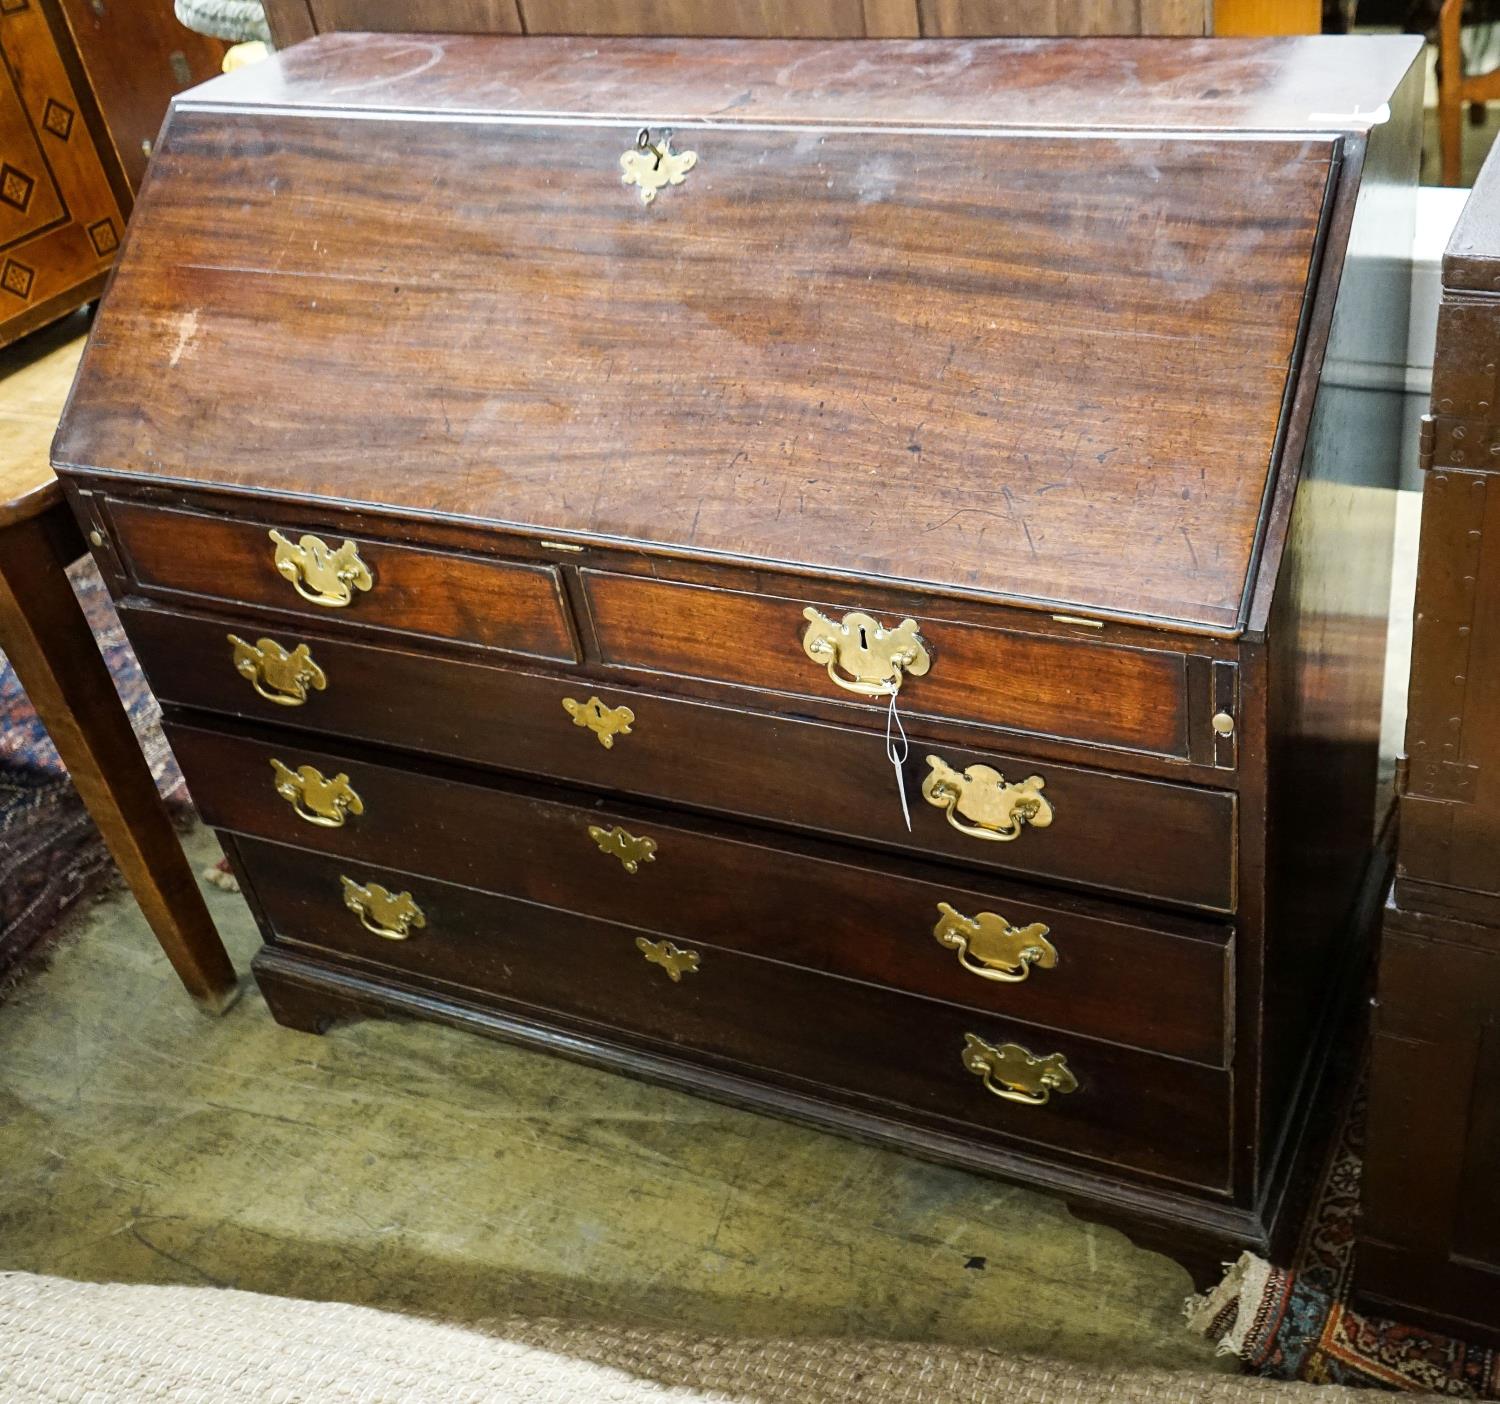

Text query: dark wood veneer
(1355, 142), (1500, 1341)
(136, 607), (1237, 909)
(57, 34), (1420, 1265)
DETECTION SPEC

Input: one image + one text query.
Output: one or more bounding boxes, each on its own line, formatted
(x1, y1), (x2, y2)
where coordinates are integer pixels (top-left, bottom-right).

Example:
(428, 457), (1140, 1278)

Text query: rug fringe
(1184, 1252), (1273, 1360)
(201, 859), (240, 894)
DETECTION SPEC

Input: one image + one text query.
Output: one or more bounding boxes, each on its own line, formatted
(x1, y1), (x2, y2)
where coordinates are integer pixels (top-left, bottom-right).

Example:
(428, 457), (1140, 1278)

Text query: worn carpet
(0, 1270), (1371, 1403)
(1191, 1085), (1499, 1396)
(0, 557), (185, 986)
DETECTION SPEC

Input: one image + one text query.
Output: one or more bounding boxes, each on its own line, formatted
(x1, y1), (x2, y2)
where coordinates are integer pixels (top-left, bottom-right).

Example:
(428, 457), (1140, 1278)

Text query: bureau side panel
(1254, 57), (1421, 1188)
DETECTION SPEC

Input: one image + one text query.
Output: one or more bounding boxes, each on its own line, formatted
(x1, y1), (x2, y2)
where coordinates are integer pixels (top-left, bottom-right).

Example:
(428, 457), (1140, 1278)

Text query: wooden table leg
(0, 502), (238, 1012)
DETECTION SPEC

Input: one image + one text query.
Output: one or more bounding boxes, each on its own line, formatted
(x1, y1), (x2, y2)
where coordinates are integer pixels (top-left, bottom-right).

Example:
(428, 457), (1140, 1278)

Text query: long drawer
(229, 834), (1233, 1192)
(130, 602), (1237, 911)
(170, 719), (1233, 1066)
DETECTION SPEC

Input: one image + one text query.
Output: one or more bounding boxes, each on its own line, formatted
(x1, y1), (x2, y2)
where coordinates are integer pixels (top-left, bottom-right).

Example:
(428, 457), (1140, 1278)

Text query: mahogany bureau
(53, 33), (1422, 1265)
(1355, 145), (1500, 1341)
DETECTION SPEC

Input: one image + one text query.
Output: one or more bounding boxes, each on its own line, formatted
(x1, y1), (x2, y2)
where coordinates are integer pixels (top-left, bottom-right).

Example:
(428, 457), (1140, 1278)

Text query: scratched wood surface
(187, 31), (1416, 132)
(57, 99), (1333, 627)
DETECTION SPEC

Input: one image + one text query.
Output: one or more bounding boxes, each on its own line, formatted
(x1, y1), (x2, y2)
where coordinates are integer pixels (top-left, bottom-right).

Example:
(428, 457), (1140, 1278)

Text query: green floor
(0, 824), (1231, 1374)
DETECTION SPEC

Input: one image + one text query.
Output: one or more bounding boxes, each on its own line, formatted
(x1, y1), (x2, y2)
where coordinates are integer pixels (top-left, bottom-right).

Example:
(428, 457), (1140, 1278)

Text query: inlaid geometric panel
(86, 216), (118, 256)
(0, 162), (33, 212)
(1, 257), (34, 299)
(41, 97), (73, 140)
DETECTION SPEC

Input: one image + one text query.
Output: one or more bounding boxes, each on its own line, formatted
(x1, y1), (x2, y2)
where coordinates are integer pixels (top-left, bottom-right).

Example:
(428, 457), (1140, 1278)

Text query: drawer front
(103, 498), (579, 663)
(130, 603), (1236, 910)
(583, 571), (1197, 759)
(171, 721), (1232, 1065)
(231, 835), (1232, 1192)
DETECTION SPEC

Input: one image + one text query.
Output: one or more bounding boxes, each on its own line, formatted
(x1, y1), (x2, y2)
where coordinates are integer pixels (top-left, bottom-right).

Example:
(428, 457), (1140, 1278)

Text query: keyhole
(859, 626), (869, 649)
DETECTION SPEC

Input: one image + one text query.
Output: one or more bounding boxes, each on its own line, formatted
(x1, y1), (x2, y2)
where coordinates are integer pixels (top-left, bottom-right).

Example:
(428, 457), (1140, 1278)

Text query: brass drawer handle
(562, 695), (635, 749)
(340, 876), (424, 941)
(921, 756), (1052, 843)
(228, 633), (327, 707)
(961, 1034), (1077, 1107)
(588, 824), (656, 874)
(270, 758), (363, 828)
(269, 529), (372, 608)
(636, 936), (699, 981)
(933, 902), (1057, 984)
(801, 607), (930, 698)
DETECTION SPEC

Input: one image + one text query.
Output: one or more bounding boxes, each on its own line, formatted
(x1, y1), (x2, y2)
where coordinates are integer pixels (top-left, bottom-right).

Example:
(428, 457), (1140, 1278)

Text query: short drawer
(131, 603), (1237, 910)
(172, 721), (1233, 1065)
(230, 835), (1232, 1192)
(583, 571), (1199, 759)
(102, 498), (578, 663)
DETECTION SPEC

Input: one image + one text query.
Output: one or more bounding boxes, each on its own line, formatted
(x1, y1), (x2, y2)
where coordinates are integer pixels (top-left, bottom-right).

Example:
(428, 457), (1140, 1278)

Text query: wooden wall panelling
(916, 1), (1208, 35)
(263, 0), (1220, 40)
(310, 0), (522, 33)
(517, 2), (876, 35)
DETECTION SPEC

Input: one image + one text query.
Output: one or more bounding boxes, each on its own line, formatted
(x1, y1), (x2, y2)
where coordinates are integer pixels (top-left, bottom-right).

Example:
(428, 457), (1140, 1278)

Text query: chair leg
(0, 505), (238, 1012)
(1439, 0), (1466, 186)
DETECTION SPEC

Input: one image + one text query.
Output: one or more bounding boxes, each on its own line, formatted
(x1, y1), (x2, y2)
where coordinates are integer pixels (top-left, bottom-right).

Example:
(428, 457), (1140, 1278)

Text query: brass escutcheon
(636, 936), (700, 981)
(933, 902), (1057, 984)
(620, 128), (697, 205)
(269, 529), (373, 608)
(588, 824), (657, 874)
(228, 633), (327, 706)
(269, 758), (364, 828)
(960, 1034), (1077, 1107)
(801, 607), (931, 698)
(562, 696), (635, 749)
(921, 756), (1053, 843)
(340, 876), (425, 941)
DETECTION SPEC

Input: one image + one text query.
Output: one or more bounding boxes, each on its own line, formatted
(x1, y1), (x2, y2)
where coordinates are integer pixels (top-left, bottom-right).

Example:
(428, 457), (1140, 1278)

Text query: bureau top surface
(54, 34), (1417, 631)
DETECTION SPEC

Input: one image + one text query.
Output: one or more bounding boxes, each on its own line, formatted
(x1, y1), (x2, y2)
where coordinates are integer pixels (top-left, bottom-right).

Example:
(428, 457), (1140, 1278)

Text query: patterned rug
(1189, 1083), (1500, 1395)
(0, 557), (186, 987)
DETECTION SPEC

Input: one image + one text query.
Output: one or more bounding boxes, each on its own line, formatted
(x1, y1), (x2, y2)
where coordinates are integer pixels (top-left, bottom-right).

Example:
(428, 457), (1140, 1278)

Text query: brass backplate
(636, 936), (700, 981)
(620, 131), (697, 205)
(801, 607), (930, 697)
(270, 758), (364, 828)
(960, 1034), (1077, 1106)
(922, 756), (1052, 842)
(933, 902), (1057, 983)
(340, 876), (425, 940)
(588, 824), (657, 874)
(228, 633), (327, 706)
(269, 529), (373, 608)
(562, 695), (635, 749)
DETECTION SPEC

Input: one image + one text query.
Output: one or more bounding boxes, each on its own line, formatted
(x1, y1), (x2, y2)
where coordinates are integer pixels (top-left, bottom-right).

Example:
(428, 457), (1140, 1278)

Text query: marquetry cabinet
(1356, 142), (1500, 1344)
(55, 33), (1420, 1268)
(0, 0), (223, 348)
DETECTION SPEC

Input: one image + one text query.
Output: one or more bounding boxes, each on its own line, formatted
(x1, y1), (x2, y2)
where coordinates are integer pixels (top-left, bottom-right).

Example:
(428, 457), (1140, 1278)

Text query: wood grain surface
(59, 110), (1333, 627)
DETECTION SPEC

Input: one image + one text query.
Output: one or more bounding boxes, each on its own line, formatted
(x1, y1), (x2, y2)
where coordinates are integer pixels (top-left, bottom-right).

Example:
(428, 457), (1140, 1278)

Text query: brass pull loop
(588, 824), (657, 874)
(228, 633), (327, 707)
(961, 1034), (1077, 1107)
(921, 756), (1052, 842)
(269, 529), (372, 608)
(801, 607), (931, 698)
(636, 936), (699, 981)
(270, 758), (363, 828)
(340, 876), (424, 941)
(933, 902), (1057, 984)
(562, 696), (635, 749)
